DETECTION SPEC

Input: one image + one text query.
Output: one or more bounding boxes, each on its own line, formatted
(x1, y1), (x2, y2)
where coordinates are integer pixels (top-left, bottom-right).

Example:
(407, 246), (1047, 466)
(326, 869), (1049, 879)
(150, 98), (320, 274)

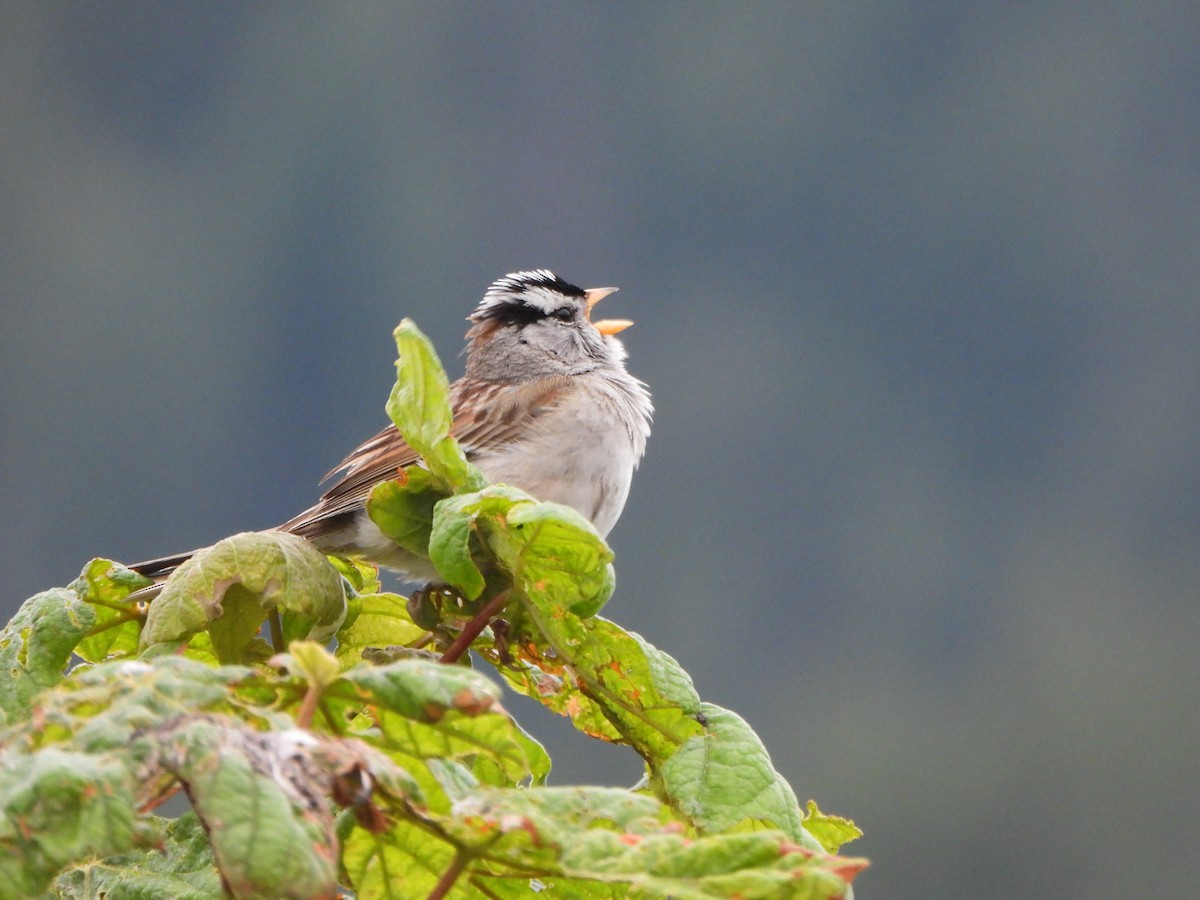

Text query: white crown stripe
(475, 269), (588, 315)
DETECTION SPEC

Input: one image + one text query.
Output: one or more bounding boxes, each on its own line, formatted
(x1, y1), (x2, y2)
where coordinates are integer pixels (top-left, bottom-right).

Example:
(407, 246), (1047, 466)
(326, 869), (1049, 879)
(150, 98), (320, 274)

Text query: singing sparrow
(132, 270), (652, 583)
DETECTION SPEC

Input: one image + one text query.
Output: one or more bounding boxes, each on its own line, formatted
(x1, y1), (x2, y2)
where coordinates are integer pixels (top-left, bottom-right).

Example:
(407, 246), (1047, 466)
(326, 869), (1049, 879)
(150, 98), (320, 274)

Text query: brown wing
(282, 375), (572, 539)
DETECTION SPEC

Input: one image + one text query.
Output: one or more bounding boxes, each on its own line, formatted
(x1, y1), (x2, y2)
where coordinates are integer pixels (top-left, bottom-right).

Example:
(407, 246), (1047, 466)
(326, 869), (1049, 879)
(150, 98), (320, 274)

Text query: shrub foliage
(0, 321), (864, 899)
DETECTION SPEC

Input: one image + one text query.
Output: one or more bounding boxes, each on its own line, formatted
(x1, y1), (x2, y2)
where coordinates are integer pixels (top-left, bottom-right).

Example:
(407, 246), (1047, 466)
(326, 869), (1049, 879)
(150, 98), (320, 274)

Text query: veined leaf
(142, 717), (340, 899)
(139, 531), (346, 662)
(386, 319), (486, 494)
(499, 615), (703, 765)
(334, 591), (426, 667)
(366, 467), (443, 559)
(342, 658), (550, 789)
(495, 499), (615, 617)
(51, 812), (222, 900)
(70, 558), (153, 663)
(344, 784), (866, 899)
(0, 588), (95, 725)
(659, 702), (815, 847)
(0, 747), (143, 897)
(18, 656), (267, 755)
(802, 800), (863, 854)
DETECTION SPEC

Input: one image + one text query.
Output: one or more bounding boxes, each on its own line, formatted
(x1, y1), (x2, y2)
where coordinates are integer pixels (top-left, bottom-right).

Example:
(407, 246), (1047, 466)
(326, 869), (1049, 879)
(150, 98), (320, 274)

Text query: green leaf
(342, 658), (550, 790)
(139, 531), (347, 662)
(344, 818), (457, 899)
(801, 800), (863, 854)
(491, 615), (829, 848)
(51, 812), (222, 899)
(428, 494), (488, 599)
(0, 588), (95, 725)
(327, 554), (382, 594)
(141, 717), (340, 900)
(425, 485), (614, 615)
(495, 500), (615, 617)
(423, 484), (615, 612)
(388, 320), (453, 455)
(343, 656), (503, 723)
(366, 467), (443, 558)
(428, 486), (534, 599)
(70, 558), (154, 663)
(0, 652), (421, 897)
(334, 591), (426, 666)
(344, 785), (866, 899)
(282, 640), (343, 690)
(0, 747), (141, 897)
(386, 319), (486, 493)
(659, 703), (818, 848)
(19, 656), (267, 755)
(498, 616), (703, 765)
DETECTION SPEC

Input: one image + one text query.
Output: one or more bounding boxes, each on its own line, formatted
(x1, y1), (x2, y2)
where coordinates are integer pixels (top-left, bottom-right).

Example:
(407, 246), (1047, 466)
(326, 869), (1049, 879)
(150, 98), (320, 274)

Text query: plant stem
(84, 610), (145, 636)
(426, 852), (467, 900)
(296, 684), (320, 730)
(268, 608), (285, 654)
(439, 590), (509, 665)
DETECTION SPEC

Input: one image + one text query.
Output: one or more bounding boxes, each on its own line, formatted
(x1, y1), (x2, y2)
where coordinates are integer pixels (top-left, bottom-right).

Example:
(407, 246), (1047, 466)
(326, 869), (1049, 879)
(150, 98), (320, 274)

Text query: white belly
(470, 390), (639, 537)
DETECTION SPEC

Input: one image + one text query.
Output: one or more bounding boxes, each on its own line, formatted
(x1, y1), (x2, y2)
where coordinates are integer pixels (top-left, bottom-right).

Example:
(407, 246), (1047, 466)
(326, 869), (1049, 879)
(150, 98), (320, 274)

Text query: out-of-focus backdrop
(3, 5), (1197, 897)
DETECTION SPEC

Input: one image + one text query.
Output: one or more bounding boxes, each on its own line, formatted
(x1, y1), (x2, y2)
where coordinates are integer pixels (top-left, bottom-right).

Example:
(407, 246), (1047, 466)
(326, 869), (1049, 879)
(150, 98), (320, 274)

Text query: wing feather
(281, 375), (572, 538)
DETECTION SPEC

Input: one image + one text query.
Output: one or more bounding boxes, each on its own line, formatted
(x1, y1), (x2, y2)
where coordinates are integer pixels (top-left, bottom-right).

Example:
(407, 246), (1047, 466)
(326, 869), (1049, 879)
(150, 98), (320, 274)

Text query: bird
(130, 270), (652, 585)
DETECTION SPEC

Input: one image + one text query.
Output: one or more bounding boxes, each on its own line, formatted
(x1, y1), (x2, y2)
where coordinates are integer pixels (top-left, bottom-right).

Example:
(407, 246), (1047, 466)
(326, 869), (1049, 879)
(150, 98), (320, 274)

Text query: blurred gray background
(3, 4), (1198, 897)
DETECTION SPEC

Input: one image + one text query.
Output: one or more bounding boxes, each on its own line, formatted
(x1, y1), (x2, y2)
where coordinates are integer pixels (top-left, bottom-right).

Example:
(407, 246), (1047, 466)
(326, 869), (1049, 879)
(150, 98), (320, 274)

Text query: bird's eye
(549, 306), (574, 322)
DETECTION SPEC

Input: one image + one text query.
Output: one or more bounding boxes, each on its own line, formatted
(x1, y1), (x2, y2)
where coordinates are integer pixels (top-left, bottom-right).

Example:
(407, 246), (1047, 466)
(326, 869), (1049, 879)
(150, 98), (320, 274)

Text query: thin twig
(439, 590), (509, 665)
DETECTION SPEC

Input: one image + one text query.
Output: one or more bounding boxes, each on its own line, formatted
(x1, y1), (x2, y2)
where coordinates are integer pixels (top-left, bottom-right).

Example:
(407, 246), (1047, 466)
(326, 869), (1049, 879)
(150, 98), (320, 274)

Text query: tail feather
(128, 550), (200, 580)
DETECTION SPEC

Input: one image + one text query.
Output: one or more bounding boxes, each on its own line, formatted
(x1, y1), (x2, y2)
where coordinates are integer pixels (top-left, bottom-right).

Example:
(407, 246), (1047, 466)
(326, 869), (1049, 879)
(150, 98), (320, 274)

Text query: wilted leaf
(139, 531), (346, 662)
(500, 616), (703, 765)
(18, 657), (264, 756)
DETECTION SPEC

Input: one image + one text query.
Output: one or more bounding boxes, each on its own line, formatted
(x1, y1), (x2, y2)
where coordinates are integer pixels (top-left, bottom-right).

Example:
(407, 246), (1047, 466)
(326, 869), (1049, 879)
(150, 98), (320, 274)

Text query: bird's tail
(127, 549), (200, 580)
(126, 501), (351, 586)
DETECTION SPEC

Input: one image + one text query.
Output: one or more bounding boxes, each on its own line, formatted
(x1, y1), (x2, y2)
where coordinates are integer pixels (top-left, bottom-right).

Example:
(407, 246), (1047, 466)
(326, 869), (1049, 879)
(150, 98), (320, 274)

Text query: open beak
(584, 286), (633, 335)
(585, 286), (619, 311)
(593, 318), (633, 335)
